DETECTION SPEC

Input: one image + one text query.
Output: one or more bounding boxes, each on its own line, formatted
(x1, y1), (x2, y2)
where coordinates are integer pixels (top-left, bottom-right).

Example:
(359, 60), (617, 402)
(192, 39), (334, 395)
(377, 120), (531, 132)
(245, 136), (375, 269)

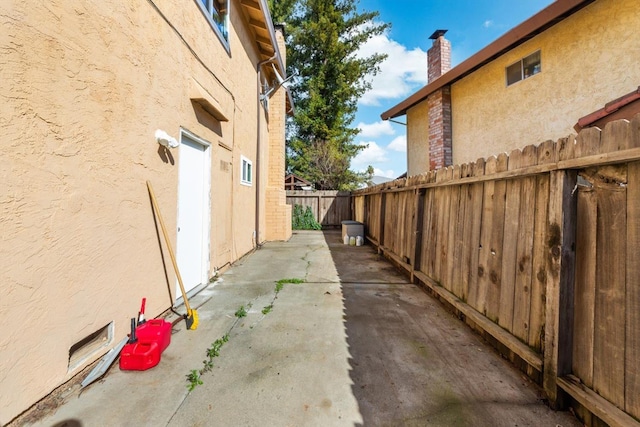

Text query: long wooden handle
(147, 180), (192, 312)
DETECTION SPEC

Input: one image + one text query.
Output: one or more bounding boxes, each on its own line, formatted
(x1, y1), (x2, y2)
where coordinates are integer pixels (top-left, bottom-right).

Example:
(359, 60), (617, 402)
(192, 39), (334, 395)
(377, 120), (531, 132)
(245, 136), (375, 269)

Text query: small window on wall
(199, 0), (229, 42)
(506, 51), (541, 86)
(241, 156), (252, 186)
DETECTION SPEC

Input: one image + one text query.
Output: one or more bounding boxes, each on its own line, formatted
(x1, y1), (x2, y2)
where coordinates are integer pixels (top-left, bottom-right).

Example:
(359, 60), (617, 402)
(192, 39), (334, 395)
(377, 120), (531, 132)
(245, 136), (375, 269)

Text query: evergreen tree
(268, 0), (388, 190)
(267, 0), (297, 24)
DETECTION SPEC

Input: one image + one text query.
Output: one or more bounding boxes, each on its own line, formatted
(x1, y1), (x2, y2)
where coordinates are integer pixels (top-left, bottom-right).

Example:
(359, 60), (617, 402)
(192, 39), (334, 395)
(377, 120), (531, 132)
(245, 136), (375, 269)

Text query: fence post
(544, 169), (578, 408)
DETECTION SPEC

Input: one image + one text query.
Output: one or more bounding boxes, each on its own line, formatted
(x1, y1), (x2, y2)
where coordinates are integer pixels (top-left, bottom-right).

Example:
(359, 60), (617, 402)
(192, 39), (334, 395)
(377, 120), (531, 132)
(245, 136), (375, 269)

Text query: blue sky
(350, 0), (555, 179)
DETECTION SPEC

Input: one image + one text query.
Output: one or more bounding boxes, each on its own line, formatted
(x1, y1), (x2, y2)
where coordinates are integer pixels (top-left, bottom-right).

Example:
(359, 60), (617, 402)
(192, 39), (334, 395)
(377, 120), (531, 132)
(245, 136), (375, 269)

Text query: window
(199, 0), (229, 42)
(506, 51), (541, 86)
(241, 156), (252, 186)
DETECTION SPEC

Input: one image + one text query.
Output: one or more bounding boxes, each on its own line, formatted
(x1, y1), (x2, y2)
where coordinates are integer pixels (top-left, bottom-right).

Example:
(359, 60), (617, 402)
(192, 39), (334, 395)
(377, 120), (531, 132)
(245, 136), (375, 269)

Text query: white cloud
(483, 20), (494, 28)
(357, 29), (428, 106)
(374, 168), (396, 178)
(351, 141), (388, 170)
(357, 120), (395, 138)
(387, 135), (407, 153)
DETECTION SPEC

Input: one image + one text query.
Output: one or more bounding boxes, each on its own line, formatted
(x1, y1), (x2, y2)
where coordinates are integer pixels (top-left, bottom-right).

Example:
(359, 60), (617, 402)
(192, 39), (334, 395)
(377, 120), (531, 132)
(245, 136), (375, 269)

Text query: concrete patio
(19, 230), (580, 427)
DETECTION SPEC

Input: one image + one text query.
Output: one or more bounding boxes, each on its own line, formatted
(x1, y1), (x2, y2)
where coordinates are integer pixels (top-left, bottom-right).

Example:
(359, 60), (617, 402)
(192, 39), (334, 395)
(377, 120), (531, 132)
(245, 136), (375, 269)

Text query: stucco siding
(0, 0), (276, 422)
(450, 0), (640, 165)
(407, 102), (430, 176)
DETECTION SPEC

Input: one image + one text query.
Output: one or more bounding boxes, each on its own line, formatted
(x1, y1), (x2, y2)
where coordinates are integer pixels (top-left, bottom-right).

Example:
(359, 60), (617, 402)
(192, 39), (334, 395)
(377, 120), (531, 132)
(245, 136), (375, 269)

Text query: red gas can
(119, 341), (160, 371)
(136, 319), (171, 353)
(119, 317), (162, 371)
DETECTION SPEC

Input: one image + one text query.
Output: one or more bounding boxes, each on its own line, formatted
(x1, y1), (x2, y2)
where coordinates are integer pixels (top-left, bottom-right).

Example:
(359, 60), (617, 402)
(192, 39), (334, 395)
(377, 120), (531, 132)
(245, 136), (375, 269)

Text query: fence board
(513, 145), (537, 342)
(421, 179), (436, 276)
(627, 160), (640, 419)
(403, 191), (414, 261)
(453, 163), (473, 300)
(543, 168), (577, 407)
(466, 158), (485, 308)
(499, 150), (521, 331)
(476, 156), (497, 316)
(529, 153), (552, 351)
(602, 119), (632, 152)
(451, 165), (466, 297)
(434, 168), (450, 284)
(446, 166), (462, 293)
(592, 165), (627, 409)
(379, 192), (386, 248)
(573, 185), (597, 388)
(412, 189), (425, 278)
(383, 192), (395, 253)
(575, 127), (601, 158)
(485, 153), (508, 322)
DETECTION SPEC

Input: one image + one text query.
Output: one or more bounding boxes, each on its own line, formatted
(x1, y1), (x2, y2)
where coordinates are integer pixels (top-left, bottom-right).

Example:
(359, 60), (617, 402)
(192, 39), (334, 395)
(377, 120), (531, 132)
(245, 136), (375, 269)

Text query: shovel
(147, 181), (199, 330)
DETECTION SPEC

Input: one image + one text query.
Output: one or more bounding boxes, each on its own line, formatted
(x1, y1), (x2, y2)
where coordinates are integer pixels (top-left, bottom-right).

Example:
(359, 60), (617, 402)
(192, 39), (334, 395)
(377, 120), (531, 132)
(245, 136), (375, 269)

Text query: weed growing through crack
(186, 333), (230, 391)
(186, 280), (302, 390)
(186, 370), (203, 391)
(275, 281), (284, 294)
(235, 302), (252, 318)
(275, 278), (305, 294)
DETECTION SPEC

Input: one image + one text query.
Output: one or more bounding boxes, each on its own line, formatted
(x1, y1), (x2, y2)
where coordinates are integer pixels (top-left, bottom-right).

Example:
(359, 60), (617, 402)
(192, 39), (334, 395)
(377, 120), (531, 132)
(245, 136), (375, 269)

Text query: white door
(176, 132), (210, 300)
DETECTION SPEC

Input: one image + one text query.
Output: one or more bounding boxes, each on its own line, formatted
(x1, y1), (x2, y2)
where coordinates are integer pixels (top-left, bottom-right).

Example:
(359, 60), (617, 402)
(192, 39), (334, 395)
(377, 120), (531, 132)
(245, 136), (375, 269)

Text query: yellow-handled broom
(147, 180), (198, 330)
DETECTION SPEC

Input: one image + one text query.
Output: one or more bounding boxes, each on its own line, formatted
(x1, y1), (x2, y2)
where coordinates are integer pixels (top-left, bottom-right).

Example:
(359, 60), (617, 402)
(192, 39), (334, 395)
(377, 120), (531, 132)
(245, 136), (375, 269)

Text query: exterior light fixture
(155, 129), (179, 149)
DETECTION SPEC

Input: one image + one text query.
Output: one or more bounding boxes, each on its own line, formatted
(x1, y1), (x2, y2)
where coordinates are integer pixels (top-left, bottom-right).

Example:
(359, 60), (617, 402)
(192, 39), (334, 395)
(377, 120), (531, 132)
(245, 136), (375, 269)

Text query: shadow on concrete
(321, 229), (580, 427)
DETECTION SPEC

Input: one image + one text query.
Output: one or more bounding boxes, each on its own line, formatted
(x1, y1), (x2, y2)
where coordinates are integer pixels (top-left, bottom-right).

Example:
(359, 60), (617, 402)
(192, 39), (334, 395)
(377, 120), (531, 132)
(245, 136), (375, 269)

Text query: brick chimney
(426, 29), (452, 170)
(428, 29), (451, 83)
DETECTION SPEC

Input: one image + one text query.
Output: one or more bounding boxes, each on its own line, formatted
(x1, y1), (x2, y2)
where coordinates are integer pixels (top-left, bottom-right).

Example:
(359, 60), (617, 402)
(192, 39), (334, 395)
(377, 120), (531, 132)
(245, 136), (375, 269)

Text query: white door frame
(175, 128), (212, 304)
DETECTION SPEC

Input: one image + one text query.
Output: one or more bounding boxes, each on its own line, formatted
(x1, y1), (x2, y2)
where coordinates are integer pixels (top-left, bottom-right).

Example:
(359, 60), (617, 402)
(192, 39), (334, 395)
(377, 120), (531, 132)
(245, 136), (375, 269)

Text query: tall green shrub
(292, 204), (322, 230)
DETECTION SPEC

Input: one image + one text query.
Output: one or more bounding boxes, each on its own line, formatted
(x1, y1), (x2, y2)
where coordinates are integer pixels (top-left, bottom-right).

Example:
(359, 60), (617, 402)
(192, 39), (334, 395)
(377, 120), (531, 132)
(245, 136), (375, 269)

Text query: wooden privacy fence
(353, 116), (640, 427)
(286, 190), (352, 227)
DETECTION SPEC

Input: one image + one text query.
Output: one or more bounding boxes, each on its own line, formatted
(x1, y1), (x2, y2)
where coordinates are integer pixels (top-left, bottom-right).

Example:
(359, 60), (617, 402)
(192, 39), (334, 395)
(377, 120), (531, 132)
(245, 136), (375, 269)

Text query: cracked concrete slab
(22, 230), (581, 427)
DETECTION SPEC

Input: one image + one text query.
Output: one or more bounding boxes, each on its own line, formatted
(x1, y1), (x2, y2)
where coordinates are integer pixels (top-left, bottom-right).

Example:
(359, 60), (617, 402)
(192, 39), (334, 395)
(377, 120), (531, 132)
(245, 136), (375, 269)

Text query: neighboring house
(574, 86), (640, 132)
(381, 0), (640, 175)
(368, 175), (395, 186)
(0, 0), (292, 422)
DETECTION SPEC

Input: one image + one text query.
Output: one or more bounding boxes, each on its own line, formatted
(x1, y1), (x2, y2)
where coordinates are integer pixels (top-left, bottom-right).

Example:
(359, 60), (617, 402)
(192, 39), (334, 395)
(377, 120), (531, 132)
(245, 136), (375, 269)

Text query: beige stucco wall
(450, 0), (640, 165)
(406, 102), (430, 176)
(0, 0), (280, 422)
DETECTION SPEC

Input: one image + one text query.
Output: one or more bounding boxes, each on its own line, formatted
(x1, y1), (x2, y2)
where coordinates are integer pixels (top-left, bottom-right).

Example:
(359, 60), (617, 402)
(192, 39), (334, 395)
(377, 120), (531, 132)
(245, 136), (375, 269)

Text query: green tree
(267, 0), (297, 24)
(269, 0), (388, 190)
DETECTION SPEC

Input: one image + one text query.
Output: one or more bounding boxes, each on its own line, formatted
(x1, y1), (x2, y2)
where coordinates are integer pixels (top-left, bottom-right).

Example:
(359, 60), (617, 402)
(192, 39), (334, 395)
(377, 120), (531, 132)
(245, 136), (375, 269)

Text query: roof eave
(239, 0), (286, 76)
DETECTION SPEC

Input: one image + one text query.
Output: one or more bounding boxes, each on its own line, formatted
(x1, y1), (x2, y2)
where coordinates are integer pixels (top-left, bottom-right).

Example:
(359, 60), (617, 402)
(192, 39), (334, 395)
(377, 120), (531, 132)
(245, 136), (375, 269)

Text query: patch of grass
(275, 281), (284, 293)
(275, 278), (304, 295)
(262, 304), (273, 315)
(277, 278), (305, 286)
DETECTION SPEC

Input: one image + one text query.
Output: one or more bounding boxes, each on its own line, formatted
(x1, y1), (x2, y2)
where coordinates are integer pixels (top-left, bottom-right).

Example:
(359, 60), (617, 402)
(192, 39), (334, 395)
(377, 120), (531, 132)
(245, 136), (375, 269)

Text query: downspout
(255, 54), (278, 247)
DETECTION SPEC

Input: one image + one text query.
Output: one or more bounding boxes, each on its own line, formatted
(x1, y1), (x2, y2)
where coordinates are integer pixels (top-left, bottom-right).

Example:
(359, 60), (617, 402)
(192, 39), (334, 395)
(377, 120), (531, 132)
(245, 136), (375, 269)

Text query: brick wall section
(427, 87), (452, 170)
(427, 34), (452, 169)
(265, 25), (292, 241)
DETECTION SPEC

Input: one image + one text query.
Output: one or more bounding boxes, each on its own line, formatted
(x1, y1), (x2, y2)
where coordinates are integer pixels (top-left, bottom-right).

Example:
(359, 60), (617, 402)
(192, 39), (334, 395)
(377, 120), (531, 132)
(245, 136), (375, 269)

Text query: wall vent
(68, 322), (114, 372)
